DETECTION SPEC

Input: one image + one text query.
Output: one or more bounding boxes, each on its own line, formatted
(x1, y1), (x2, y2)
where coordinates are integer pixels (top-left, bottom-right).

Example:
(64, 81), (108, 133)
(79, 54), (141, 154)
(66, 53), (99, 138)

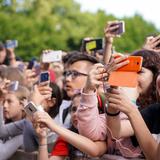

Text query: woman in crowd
(76, 49), (160, 158)
(106, 72), (160, 160)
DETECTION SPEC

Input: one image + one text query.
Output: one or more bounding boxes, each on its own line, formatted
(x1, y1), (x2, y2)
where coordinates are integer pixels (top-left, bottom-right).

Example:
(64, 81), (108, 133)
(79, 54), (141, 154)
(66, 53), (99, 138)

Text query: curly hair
(131, 49), (160, 109)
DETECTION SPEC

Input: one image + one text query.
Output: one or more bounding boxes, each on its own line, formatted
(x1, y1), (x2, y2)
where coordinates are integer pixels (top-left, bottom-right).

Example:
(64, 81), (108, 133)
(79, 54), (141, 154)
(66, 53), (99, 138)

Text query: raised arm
(34, 111), (107, 157)
(107, 88), (158, 160)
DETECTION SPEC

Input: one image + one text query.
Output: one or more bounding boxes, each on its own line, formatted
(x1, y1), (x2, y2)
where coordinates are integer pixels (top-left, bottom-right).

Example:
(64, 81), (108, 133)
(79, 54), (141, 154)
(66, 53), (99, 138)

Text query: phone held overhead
(42, 50), (62, 63)
(5, 40), (18, 49)
(109, 21), (125, 35)
(82, 38), (104, 53)
(39, 71), (50, 83)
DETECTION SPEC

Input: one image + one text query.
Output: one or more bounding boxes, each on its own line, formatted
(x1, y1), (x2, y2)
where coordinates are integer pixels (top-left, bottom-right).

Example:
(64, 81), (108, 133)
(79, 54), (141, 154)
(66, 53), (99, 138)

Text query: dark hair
(66, 53), (99, 66)
(48, 82), (62, 118)
(131, 49), (160, 109)
(62, 51), (81, 64)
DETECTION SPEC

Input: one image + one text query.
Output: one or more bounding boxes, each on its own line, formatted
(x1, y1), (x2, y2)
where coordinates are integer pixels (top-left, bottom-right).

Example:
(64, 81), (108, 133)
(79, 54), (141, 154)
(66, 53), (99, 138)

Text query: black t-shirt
(131, 103), (160, 147)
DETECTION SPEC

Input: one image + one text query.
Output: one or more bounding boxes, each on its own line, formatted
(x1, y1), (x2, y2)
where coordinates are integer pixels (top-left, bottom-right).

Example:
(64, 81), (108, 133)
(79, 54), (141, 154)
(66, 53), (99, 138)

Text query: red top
(49, 69), (56, 82)
(51, 137), (69, 156)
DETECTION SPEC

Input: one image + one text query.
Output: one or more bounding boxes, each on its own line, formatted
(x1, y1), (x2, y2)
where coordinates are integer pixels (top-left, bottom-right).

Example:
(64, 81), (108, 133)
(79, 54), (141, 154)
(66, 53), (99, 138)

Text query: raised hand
(30, 83), (52, 106)
(107, 88), (137, 115)
(143, 35), (160, 52)
(33, 111), (54, 130)
(84, 63), (108, 92)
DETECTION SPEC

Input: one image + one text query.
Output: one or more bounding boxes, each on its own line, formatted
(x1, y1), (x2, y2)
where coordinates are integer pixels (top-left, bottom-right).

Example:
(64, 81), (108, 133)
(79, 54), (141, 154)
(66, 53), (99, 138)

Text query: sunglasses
(63, 70), (88, 79)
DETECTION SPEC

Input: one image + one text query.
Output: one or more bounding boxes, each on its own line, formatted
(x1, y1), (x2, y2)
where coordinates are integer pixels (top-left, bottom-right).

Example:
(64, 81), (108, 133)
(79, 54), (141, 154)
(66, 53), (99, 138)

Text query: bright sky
(74, 0), (160, 29)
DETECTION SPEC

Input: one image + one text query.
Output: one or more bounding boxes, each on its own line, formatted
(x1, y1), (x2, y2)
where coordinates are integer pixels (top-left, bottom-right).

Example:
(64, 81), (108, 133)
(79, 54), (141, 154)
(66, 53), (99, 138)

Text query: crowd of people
(0, 21), (160, 160)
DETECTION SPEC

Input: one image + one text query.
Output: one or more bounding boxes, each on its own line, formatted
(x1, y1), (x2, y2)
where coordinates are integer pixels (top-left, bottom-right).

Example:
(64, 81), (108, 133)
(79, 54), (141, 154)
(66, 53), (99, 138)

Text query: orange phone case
(108, 56), (143, 87)
(116, 56), (143, 72)
(108, 71), (138, 87)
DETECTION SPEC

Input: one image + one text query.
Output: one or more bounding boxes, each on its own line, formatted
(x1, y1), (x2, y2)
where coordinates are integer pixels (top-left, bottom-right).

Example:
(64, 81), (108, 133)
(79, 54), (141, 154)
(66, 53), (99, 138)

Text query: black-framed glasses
(63, 70), (88, 79)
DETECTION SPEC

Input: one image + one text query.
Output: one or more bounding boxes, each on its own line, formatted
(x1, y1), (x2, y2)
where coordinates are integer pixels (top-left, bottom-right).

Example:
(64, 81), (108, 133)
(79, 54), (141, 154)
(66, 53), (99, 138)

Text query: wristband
(39, 144), (47, 147)
(106, 110), (120, 116)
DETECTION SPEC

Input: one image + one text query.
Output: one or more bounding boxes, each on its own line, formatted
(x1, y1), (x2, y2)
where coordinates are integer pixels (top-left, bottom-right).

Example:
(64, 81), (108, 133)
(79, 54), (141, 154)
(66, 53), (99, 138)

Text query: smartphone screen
(85, 38), (104, 52)
(24, 102), (38, 117)
(5, 40), (18, 49)
(39, 72), (50, 83)
(42, 50), (62, 63)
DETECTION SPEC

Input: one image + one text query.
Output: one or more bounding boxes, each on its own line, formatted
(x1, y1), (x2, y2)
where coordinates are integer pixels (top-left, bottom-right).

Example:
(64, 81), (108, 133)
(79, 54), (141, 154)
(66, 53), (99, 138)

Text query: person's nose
(65, 74), (72, 82)
(3, 101), (8, 109)
(73, 109), (78, 118)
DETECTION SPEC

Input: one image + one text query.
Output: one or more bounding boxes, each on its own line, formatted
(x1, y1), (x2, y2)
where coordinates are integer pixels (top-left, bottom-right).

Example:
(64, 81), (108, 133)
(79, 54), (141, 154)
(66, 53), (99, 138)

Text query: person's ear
(19, 98), (27, 107)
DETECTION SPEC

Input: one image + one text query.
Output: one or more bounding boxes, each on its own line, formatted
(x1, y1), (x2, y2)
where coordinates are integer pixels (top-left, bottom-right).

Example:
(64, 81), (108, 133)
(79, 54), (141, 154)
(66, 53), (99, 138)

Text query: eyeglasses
(70, 106), (77, 113)
(63, 70), (88, 79)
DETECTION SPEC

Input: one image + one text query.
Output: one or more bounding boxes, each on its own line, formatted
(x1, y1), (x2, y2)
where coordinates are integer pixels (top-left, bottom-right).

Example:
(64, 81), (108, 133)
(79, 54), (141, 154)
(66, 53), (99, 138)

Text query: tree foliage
(0, 0), (159, 60)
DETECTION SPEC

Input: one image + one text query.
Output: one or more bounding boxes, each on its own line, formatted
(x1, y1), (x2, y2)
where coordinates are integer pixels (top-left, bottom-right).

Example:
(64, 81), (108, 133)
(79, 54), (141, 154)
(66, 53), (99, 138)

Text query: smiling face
(3, 93), (23, 121)
(70, 96), (81, 129)
(137, 67), (153, 95)
(64, 60), (92, 98)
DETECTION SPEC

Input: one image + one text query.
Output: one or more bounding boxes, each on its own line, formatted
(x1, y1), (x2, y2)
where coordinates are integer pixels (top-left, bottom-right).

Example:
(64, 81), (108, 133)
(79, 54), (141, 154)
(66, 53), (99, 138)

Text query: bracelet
(39, 144), (47, 147)
(106, 110), (120, 116)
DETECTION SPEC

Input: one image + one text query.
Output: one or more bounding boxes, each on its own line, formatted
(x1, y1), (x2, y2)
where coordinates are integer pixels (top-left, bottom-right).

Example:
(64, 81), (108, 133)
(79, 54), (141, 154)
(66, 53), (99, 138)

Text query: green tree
(0, 0), (159, 60)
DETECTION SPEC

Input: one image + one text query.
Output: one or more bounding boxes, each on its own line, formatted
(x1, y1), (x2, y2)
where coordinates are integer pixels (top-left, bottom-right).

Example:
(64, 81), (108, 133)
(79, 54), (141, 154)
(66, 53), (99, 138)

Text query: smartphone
(83, 38), (104, 52)
(8, 81), (19, 91)
(27, 58), (36, 69)
(116, 56), (143, 72)
(110, 21), (125, 35)
(24, 102), (44, 117)
(42, 50), (62, 63)
(108, 56), (143, 87)
(5, 40), (18, 49)
(39, 71), (50, 83)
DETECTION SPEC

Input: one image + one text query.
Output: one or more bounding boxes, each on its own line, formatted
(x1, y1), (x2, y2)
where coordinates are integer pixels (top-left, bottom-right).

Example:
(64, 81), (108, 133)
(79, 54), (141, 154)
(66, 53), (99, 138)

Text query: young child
(0, 80), (29, 160)
(33, 93), (107, 160)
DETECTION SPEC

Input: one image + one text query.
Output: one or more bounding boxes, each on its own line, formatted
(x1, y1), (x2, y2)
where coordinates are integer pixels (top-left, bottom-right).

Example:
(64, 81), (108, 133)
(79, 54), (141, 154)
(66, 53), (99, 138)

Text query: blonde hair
(9, 85), (30, 101)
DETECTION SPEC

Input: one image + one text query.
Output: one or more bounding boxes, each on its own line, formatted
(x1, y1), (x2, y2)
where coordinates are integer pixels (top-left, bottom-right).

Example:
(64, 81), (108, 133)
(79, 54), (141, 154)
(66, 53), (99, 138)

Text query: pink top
(77, 91), (143, 158)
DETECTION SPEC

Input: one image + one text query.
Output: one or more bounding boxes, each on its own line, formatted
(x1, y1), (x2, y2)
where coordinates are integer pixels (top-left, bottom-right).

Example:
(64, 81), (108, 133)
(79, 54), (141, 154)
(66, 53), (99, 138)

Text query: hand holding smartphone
(5, 40), (18, 49)
(42, 50), (62, 63)
(116, 56), (143, 72)
(39, 71), (50, 84)
(24, 102), (43, 117)
(82, 38), (104, 52)
(109, 21), (125, 35)
(108, 56), (143, 87)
